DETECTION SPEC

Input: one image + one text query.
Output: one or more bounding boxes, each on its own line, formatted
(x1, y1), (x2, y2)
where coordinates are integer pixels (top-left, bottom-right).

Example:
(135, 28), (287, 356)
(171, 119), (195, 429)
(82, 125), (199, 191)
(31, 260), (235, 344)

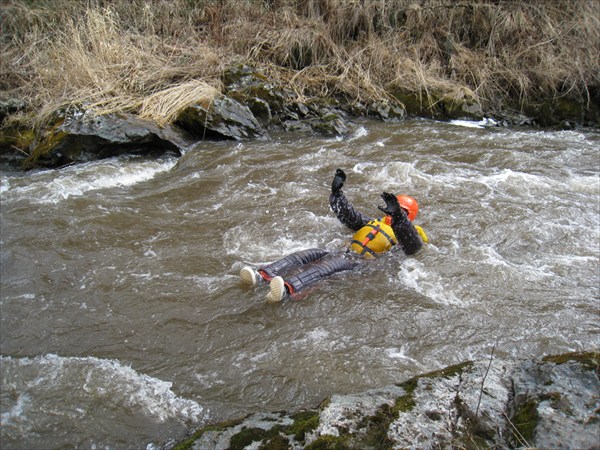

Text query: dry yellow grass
(140, 81), (221, 126)
(1, 0), (598, 125)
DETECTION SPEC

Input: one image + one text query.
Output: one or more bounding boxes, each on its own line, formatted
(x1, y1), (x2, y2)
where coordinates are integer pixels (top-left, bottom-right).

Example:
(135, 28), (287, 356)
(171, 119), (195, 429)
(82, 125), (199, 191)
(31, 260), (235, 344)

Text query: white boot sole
(240, 267), (257, 285)
(266, 276), (286, 303)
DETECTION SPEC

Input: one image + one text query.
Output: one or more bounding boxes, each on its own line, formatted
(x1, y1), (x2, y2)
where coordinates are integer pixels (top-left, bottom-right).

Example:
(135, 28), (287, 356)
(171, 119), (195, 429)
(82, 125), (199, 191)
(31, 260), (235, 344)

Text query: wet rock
(0, 98), (26, 123)
(0, 122), (34, 169)
(509, 353), (600, 449)
(524, 95), (600, 128)
(306, 110), (349, 136)
(281, 102), (350, 137)
(223, 65), (290, 126)
(175, 94), (268, 141)
(393, 88), (483, 121)
(222, 64), (352, 137)
(23, 110), (191, 169)
(367, 100), (406, 122)
(171, 352), (599, 450)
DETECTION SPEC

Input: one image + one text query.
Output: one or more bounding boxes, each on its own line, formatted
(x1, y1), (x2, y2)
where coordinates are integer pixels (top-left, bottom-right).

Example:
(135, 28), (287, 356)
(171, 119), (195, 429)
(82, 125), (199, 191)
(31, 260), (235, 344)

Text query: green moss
(510, 399), (539, 444)
(170, 417), (246, 450)
(304, 435), (351, 450)
(356, 367), (475, 450)
(290, 410), (320, 442)
(394, 361), (473, 414)
(0, 126), (35, 151)
(543, 351), (600, 371)
(395, 378), (418, 412)
(258, 434), (291, 450)
(230, 425), (286, 450)
(22, 118), (68, 169)
(357, 403), (397, 449)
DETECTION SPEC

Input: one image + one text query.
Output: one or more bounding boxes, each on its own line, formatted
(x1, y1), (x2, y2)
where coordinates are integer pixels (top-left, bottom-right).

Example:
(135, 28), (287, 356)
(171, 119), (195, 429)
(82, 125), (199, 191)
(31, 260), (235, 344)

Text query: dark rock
(0, 123), (34, 169)
(222, 65), (353, 136)
(0, 98), (26, 123)
(223, 65), (290, 126)
(307, 112), (349, 136)
(23, 111), (190, 169)
(393, 89), (483, 121)
(368, 100), (406, 122)
(175, 94), (268, 141)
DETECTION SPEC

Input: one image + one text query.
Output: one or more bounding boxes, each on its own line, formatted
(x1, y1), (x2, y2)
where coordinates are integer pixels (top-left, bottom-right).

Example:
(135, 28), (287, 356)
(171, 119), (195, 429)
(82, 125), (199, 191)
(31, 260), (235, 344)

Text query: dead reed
(1, 0), (598, 125)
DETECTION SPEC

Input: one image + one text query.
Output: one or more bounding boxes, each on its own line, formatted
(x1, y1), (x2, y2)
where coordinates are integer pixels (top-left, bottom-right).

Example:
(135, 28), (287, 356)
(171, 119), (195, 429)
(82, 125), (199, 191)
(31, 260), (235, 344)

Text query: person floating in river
(240, 168), (428, 302)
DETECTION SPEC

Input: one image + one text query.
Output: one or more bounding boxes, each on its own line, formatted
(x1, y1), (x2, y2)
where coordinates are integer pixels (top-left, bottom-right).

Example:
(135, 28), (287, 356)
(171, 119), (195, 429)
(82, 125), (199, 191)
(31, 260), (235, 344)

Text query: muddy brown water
(1, 118), (599, 449)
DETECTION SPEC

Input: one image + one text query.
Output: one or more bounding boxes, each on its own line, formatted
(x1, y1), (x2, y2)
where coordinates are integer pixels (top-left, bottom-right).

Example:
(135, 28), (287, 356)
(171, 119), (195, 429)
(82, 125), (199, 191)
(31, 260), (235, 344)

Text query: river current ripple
(1, 119), (599, 449)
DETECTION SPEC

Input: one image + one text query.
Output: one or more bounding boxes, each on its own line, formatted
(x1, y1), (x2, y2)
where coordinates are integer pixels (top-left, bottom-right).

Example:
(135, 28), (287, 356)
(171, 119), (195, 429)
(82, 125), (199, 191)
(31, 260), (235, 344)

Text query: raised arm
(329, 169), (371, 231)
(378, 192), (423, 255)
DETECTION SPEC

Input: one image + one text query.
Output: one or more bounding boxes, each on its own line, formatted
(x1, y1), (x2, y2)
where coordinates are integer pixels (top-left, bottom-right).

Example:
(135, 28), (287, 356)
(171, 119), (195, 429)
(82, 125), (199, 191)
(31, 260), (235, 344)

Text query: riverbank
(170, 351), (599, 450)
(1, 0), (599, 169)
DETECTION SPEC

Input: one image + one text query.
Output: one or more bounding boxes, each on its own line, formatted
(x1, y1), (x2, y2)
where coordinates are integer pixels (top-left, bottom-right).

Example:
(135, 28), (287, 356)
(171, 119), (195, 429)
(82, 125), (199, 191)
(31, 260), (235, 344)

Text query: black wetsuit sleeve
(390, 211), (423, 255)
(329, 190), (371, 231)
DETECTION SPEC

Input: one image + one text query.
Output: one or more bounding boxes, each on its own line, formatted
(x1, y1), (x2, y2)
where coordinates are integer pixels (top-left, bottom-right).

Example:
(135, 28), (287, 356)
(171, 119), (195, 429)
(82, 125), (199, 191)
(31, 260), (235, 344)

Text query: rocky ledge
(170, 351), (599, 450)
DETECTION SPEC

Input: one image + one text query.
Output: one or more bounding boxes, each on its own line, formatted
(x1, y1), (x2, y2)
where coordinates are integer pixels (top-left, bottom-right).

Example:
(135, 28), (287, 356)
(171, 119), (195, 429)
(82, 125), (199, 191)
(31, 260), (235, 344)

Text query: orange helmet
(396, 195), (418, 221)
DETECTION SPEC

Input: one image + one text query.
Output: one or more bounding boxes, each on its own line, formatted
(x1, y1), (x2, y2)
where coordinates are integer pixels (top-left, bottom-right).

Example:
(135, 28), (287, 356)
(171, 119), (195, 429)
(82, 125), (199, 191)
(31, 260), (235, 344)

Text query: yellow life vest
(350, 218), (398, 258)
(350, 219), (429, 258)
(415, 225), (429, 244)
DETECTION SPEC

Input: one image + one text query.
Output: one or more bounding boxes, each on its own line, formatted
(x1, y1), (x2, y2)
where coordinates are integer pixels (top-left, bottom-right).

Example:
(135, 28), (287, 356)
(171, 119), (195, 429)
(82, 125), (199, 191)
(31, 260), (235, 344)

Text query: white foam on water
(353, 161), (419, 190)
(0, 354), (207, 425)
(474, 244), (555, 281)
(225, 218), (333, 264)
(384, 346), (421, 365)
(1, 156), (176, 204)
(449, 118), (498, 128)
(398, 259), (464, 306)
(348, 125), (369, 140)
(0, 176), (10, 194)
(0, 393), (31, 428)
(566, 173), (600, 194)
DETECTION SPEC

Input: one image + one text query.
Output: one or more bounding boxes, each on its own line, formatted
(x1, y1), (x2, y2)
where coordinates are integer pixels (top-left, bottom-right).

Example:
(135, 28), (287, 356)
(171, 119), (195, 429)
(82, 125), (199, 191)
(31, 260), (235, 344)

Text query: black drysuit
(257, 189), (423, 295)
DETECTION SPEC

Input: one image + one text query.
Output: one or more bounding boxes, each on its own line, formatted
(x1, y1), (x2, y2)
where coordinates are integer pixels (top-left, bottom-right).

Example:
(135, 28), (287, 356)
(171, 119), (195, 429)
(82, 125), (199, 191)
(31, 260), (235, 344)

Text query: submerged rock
(170, 351), (599, 450)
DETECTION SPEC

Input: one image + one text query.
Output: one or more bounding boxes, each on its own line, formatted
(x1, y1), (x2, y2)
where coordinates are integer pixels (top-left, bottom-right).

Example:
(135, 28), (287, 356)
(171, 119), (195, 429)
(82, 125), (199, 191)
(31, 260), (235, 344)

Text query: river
(1, 118), (598, 449)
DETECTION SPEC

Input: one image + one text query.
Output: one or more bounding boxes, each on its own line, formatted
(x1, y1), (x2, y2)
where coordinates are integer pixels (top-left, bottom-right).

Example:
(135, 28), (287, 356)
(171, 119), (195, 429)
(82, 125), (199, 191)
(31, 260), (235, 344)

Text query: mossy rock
(170, 417), (246, 450)
(0, 122), (35, 168)
(523, 95), (600, 127)
(304, 435), (351, 450)
(542, 351), (600, 372)
(22, 112), (184, 169)
(290, 410), (320, 442)
(509, 398), (539, 445)
(223, 64), (291, 124)
(229, 426), (284, 450)
(391, 88), (482, 120)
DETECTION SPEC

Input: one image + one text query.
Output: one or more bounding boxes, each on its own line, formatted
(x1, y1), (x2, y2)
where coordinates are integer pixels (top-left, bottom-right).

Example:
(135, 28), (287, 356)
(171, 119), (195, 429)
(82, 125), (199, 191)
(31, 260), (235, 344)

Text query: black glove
(331, 168), (346, 194)
(378, 192), (407, 219)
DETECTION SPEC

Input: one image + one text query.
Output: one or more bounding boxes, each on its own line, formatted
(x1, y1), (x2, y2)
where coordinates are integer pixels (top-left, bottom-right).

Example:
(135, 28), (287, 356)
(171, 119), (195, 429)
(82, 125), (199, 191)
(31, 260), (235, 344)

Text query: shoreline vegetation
(1, 0), (599, 168)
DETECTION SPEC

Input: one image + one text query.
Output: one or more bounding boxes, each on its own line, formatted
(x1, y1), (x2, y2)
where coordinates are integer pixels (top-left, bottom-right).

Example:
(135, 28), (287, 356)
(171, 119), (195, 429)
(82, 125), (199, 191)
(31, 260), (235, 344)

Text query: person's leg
(241, 248), (329, 285)
(266, 256), (359, 302)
